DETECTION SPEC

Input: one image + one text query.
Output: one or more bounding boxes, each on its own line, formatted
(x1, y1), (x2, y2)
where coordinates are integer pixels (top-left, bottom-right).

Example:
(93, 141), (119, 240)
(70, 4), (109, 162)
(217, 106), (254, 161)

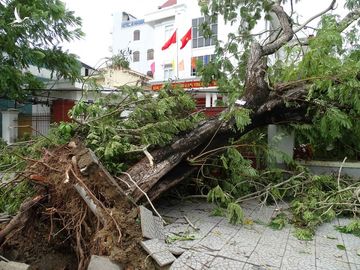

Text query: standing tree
(0, 0), (83, 100)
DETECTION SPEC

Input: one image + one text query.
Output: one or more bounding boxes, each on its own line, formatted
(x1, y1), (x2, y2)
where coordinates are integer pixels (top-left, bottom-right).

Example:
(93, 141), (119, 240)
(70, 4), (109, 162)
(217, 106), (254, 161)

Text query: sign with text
(151, 80), (217, 91)
(121, 19), (145, 28)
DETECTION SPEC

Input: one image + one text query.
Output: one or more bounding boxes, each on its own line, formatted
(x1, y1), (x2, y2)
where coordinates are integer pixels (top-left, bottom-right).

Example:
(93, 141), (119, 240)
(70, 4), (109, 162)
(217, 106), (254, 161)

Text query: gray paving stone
(139, 206), (156, 239)
(141, 239), (176, 267)
(281, 240), (316, 270)
(209, 257), (246, 270)
(258, 227), (290, 246)
(170, 251), (215, 270)
(159, 200), (358, 270)
(167, 245), (186, 256)
(247, 243), (285, 268)
(250, 205), (276, 224)
(192, 224), (239, 255)
(316, 260), (351, 270)
(153, 216), (166, 240)
(340, 233), (360, 265)
(243, 262), (279, 270)
(87, 255), (123, 270)
(218, 228), (262, 262)
(350, 264), (360, 270)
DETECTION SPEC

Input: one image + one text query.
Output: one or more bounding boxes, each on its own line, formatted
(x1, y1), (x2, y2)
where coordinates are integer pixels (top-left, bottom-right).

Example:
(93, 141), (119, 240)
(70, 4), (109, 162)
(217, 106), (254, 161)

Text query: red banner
(151, 80), (217, 91)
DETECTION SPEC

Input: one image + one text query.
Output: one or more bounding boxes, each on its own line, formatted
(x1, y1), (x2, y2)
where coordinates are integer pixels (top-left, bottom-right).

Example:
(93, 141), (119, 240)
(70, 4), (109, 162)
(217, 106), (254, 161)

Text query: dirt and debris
(0, 140), (156, 270)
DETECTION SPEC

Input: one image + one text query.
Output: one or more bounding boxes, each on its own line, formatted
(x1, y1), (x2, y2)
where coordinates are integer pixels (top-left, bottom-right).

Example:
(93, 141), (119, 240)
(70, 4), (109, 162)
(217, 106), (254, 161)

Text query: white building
(112, 0), (239, 113)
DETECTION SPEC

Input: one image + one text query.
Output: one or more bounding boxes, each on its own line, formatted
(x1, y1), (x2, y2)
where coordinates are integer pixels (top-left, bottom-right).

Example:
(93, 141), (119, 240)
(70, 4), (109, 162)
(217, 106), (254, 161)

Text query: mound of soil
(0, 141), (155, 270)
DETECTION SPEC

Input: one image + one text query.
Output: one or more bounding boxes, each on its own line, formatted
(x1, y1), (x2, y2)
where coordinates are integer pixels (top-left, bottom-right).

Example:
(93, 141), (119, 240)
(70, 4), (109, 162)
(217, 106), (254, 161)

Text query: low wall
(300, 160), (360, 178)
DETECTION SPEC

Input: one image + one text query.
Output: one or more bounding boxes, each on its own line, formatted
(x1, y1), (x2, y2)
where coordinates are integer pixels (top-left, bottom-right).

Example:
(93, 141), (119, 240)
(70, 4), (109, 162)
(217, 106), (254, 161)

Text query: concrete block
(0, 261), (29, 270)
(139, 206), (165, 240)
(87, 255), (123, 270)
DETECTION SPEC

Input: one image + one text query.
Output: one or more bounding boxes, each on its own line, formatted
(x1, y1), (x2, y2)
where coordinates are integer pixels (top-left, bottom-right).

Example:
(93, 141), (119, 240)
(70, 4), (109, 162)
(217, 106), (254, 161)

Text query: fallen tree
(1, 0), (360, 269)
(115, 0), (360, 203)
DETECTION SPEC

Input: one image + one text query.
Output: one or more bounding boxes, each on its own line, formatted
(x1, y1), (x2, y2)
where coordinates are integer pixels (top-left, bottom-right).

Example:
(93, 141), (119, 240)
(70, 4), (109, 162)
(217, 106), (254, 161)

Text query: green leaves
(0, 0), (83, 99)
(336, 219), (360, 237)
(71, 86), (202, 174)
(227, 202), (244, 224)
(207, 185), (232, 206)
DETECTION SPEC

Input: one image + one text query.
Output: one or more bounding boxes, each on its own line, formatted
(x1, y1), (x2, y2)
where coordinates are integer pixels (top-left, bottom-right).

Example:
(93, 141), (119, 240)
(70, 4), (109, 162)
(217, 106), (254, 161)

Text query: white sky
(62, 0), (164, 67)
(61, 0), (347, 68)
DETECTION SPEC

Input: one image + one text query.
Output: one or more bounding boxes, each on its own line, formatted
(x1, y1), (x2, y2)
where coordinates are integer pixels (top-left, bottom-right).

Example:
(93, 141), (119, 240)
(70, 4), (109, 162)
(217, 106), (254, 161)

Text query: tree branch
(293, 0), (336, 34)
(338, 7), (360, 32)
(263, 4), (294, 56)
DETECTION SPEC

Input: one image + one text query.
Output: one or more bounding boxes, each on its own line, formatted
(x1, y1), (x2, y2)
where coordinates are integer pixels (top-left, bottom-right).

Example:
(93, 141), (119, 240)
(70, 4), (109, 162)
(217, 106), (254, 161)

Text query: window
(192, 16), (218, 48)
(133, 51), (140, 62)
(164, 24), (174, 40)
(147, 49), (154, 60)
(164, 64), (173, 80)
(133, 30), (140, 41)
(191, 54), (215, 76)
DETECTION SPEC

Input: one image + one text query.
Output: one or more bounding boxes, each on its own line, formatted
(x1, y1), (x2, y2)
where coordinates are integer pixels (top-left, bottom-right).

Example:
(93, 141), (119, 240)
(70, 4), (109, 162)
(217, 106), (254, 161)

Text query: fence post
(1, 109), (19, 144)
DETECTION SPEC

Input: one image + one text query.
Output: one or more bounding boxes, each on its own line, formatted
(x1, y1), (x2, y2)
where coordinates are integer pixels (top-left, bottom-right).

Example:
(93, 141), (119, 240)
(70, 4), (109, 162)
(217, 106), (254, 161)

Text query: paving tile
(140, 239), (176, 267)
(192, 224), (239, 255)
(87, 255), (123, 270)
(247, 243), (285, 268)
(315, 224), (349, 268)
(316, 257), (351, 270)
(218, 228), (262, 262)
(170, 251), (215, 270)
(153, 216), (166, 240)
(243, 262), (279, 270)
(139, 206), (166, 240)
(167, 245), (186, 256)
(258, 227), (290, 246)
(139, 206), (156, 239)
(209, 257), (246, 270)
(281, 240), (316, 270)
(350, 264), (360, 270)
(250, 205), (276, 224)
(340, 233), (360, 265)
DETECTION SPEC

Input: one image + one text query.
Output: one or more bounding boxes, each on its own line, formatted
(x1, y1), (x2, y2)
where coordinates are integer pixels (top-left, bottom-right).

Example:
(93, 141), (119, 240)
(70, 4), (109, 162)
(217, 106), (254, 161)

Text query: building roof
(159, 0), (177, 9)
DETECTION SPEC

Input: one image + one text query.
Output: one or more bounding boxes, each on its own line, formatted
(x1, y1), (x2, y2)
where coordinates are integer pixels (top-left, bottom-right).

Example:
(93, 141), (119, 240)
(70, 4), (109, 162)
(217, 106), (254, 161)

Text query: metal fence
(17, 113), (51, 138)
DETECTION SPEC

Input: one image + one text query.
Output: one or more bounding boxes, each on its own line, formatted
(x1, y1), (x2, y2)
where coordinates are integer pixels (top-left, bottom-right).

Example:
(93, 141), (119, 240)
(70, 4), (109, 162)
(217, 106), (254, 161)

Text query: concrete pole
(268, 125), (294, 166)
(1, 109), (19, 144)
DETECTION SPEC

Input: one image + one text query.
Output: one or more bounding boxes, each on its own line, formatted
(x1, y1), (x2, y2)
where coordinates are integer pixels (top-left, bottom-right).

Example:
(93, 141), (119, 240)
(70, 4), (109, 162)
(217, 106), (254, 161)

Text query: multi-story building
(112, 0), (237, 115)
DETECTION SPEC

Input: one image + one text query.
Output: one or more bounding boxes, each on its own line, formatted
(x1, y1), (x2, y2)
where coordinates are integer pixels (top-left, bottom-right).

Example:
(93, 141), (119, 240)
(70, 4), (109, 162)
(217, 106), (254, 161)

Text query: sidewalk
(157, 199), (360, 270)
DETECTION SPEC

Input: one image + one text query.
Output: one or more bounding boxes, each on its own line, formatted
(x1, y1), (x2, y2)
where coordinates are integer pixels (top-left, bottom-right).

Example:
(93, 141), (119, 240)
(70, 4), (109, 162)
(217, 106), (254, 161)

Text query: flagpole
(176, 28), (179, 79)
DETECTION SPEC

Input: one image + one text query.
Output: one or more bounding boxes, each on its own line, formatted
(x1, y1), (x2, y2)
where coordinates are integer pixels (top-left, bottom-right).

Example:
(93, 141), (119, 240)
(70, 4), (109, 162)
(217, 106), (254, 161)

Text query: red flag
(180, 28), (191, 49)
(161, 30), (176, 50)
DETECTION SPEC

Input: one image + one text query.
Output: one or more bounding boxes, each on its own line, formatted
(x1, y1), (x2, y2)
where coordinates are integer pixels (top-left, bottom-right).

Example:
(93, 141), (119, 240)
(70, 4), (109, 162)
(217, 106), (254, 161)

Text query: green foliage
(294, 228), (314, 241)
(207, 185), (232, 207)
(108, 50), (131, 69)
(210, 206), (226, 217)
(227, 202), (244, 224)
(0, 0), (83, 100)
(0, 181), (35, 215)
(336, 219), (360, 237)
(166, 232), (196, 244)
(269, 213), (288, 230)
(70, 86), (202, 174)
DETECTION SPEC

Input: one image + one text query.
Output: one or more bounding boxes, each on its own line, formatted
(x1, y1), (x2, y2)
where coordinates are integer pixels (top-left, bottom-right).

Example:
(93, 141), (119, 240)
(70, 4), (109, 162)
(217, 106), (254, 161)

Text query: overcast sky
(61, 0), (164, 67)
(61, 0), (347, 68)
